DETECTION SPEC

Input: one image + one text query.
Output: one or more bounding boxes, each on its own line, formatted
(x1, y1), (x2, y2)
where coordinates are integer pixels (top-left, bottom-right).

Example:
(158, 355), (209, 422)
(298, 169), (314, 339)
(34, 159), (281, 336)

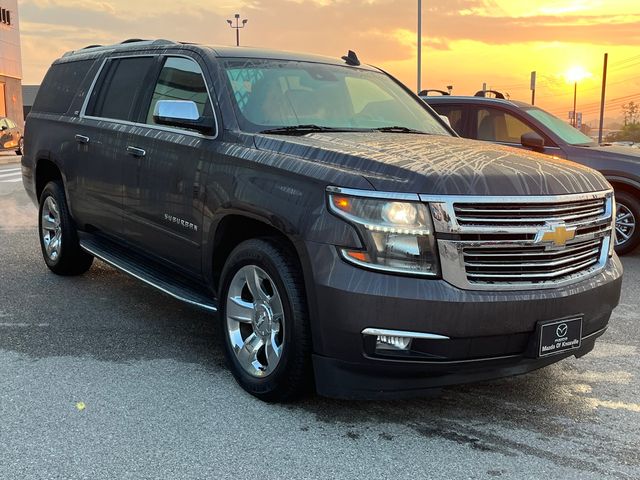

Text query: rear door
(121, 55), (217, 276)
(76, 55), (158, 237)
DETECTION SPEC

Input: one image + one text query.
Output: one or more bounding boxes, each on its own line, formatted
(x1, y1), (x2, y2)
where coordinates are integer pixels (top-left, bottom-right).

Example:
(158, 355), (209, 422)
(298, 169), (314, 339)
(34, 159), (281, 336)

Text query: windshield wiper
(372, 126), (428, 134)
(259, 125), (355, 135)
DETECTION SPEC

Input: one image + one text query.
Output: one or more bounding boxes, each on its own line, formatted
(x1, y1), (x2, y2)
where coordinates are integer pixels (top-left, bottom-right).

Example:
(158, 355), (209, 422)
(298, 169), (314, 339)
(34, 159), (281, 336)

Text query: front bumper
(305, 242), (623, 399)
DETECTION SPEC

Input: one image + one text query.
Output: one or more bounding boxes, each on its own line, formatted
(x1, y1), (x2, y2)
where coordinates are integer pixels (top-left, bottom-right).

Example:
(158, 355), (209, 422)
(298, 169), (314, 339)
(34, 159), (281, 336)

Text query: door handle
(127, 146), (146, 158)
(75, 134), (90, 144)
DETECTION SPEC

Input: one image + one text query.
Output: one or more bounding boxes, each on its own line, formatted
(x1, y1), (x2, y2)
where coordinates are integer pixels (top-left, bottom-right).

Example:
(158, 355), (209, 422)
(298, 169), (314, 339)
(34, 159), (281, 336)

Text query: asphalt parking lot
(1, 156), (639, 480)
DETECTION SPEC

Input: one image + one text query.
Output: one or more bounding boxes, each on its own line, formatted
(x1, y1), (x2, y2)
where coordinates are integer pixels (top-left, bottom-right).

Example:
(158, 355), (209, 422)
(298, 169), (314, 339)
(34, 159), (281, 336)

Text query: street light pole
(227, 13), (248, 47)
(417, 0), (422, 94)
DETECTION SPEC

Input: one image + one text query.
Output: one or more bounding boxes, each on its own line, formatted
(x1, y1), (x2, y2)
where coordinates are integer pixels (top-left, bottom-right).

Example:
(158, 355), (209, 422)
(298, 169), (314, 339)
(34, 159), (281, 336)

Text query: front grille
(463, 238), (603, 285)
(428, 191), (614, 290)
(454, 198), (606, 227)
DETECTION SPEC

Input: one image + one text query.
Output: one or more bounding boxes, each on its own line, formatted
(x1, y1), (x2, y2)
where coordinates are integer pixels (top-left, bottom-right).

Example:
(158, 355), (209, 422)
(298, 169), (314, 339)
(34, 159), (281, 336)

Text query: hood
(577, 144), (640, 165)
(254, 132), (611, 196)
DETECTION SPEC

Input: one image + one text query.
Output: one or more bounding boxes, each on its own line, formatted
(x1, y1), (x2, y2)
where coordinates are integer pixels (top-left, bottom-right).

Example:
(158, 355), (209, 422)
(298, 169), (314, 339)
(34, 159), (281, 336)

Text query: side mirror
(438, 115), (452, 128)
(153, 100), (214, 135)
(521, 131), (545, 150)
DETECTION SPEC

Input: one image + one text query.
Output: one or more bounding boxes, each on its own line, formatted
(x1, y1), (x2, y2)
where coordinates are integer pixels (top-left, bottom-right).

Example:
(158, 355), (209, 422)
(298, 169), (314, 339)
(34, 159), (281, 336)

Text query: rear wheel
(219, 238), (312, 402)
(38, 181), (94, 275)
(614, 190), (640, 255)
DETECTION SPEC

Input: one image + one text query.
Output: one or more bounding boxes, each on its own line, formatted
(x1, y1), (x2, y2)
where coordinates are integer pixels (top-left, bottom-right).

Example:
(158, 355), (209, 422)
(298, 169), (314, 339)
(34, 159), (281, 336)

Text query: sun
(565, 66), (592, 83)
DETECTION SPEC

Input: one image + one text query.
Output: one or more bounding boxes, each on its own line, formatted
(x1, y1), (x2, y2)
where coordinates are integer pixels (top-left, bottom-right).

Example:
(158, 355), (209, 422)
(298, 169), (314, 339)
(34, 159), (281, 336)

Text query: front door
(471, 106), (561, 156)
(122, 55), (217, 276)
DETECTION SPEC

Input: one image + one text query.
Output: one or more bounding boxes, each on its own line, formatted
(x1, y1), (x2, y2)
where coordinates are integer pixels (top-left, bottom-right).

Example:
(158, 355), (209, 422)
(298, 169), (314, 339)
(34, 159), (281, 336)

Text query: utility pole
(530, 71), (536, 105)
(598, 53), (608, 144)
(572, 82), (577, 127)
(227, 13), (248, 47)
(417, 0), (422, 94)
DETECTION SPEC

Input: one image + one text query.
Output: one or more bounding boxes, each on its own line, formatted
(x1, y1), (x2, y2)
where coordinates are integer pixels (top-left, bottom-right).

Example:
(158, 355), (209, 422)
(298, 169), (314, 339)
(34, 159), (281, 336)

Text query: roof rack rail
(474, 89), (506, 99)
(418, 89), (450, 96)
(120, 38), (148, 44)
(63, 39), (178, 58)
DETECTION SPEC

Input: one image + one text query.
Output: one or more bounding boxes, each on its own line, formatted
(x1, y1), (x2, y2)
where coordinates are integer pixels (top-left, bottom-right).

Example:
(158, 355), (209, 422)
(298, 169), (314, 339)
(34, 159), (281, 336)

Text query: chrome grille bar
(464, 247), (600, 269)
(466, 257), (599, 280)
(463, 240), (601, 258)
(453, 200), (604, 215)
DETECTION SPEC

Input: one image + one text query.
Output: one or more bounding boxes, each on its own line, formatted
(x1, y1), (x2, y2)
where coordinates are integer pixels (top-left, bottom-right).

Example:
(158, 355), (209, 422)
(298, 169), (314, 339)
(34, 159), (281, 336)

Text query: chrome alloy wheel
(226, 265), (285, 378)
(615, 202), (636, 247)
(41, 196), (62, 261)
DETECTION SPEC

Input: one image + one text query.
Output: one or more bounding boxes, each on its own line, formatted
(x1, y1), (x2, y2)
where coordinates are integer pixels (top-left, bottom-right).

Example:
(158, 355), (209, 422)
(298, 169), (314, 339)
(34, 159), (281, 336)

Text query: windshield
(222, 58), (450, 135)
(524, 107), (596, 146)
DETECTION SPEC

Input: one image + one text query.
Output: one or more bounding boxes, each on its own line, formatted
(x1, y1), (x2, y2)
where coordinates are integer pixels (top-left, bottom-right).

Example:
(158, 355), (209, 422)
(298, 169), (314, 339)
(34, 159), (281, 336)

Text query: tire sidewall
(219, 240), (304, 398)
(614, 191), (640, 255)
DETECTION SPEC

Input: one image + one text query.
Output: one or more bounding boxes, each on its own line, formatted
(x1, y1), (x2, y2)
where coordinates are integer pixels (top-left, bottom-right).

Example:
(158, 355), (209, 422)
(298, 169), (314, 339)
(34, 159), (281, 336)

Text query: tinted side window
(477, 108), (533, 143)
(32, 60), (94, 114)
(88, 56), (155, 121)
(146, 57), (211, 127)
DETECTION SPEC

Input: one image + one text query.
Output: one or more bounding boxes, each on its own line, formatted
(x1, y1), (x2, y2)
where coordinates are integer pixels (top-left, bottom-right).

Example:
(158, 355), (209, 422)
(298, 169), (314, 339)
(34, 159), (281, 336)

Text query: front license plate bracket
(538, 317), (583, 357)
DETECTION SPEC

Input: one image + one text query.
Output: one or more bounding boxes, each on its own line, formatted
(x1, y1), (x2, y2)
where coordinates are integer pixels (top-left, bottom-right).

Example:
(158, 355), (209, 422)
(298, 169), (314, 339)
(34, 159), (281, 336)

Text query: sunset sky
(18, 0), (640, 125)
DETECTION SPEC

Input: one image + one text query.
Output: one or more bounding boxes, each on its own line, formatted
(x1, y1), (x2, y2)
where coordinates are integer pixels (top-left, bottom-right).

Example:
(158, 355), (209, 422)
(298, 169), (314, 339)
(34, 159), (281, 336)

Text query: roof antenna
(342, 50), (361, 66)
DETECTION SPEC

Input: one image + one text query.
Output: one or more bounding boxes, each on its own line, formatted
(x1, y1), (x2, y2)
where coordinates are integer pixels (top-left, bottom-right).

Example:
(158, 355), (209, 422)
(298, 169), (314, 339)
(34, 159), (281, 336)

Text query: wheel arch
(35, 157), (63, 200)
(208, 212), (321, 351)
(608, 177), (640, 200)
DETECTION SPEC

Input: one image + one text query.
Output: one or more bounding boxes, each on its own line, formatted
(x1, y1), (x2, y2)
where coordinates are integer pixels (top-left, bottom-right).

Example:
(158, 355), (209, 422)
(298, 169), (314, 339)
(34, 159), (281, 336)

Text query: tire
(15, 137), (23, 156)
(614, 190), (640, 255)
(38, 180), (94, 275)
(219, 238), (312, 402)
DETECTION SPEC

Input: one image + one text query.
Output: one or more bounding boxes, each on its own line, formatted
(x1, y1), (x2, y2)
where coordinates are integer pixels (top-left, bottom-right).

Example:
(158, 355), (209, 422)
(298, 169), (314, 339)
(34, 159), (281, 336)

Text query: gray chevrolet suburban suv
(22, 40), (623, 401)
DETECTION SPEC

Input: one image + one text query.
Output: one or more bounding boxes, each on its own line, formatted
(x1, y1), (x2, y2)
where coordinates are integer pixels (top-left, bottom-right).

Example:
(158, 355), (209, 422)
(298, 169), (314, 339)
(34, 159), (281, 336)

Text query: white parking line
(0, 167), (21, 173)
(1, 178), (23, 183)
(0, 172), (21, 179)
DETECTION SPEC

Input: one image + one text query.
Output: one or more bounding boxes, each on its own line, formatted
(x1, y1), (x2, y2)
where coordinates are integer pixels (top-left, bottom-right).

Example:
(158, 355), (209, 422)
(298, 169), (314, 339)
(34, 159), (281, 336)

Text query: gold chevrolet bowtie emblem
(535, 223), (576, 248)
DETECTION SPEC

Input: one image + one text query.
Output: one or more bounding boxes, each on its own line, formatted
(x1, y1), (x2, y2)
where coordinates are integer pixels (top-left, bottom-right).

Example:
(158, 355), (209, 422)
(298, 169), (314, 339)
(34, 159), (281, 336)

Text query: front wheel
(614, 190), (640, 255)
(38, 181), (94, 275)
(219, 238), (312, 402)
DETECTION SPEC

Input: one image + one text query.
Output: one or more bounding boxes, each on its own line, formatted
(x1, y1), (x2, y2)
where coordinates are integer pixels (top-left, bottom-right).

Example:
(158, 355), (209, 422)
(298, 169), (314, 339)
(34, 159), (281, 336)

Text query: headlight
(328, 192), (440, 276)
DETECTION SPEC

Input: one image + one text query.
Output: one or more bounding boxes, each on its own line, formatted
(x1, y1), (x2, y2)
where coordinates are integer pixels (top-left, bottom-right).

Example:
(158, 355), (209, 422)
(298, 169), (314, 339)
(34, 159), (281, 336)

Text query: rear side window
(87, 56), (155, 121)
(32, 60), (94, 114)
(431, 105), (465, 135)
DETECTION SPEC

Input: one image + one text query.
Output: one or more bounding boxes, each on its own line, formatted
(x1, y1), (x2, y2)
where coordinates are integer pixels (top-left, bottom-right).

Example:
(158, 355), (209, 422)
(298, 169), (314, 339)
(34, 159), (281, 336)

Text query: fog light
(376, 335), (412, 351)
